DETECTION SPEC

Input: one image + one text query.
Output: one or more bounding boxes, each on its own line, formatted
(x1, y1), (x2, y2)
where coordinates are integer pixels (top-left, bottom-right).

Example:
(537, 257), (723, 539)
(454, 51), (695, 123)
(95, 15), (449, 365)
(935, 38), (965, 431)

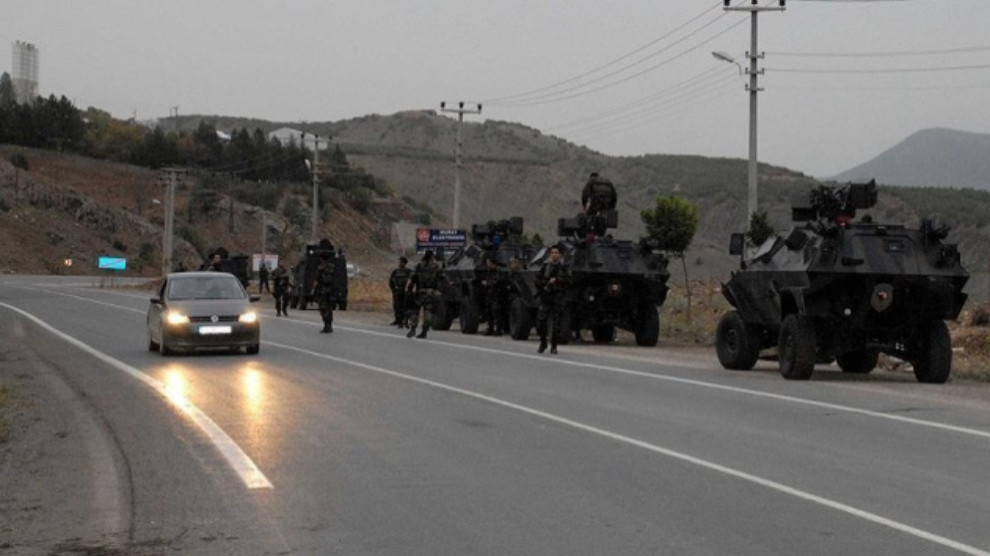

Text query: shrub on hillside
(9, 153), (28, 170)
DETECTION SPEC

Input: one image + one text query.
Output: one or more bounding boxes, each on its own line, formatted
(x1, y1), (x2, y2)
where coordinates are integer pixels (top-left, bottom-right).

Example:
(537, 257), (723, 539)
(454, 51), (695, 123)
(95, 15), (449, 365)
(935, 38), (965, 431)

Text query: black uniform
(258, 265), (270, 293)
(581, 175), (618, 235)
(481, 262), (505, 336)
(406, 254), (442, 339)
(314, 259), (337, 333)
(389, 262), (413, 326)
(272, 265), (291, 317)
(536, 258), (571, 353)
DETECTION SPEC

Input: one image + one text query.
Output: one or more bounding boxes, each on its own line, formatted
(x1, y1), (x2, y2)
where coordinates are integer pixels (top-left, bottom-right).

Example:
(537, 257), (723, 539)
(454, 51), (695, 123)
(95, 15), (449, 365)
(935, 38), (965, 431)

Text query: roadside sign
(98, 256), (127, 271)
(415, 228), (466, 253)
(252, 253), (279, 272)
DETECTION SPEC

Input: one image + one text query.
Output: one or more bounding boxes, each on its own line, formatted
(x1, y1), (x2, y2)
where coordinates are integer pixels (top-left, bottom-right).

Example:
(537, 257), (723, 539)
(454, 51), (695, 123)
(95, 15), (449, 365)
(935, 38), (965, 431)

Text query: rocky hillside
(0, 146), (413, 279)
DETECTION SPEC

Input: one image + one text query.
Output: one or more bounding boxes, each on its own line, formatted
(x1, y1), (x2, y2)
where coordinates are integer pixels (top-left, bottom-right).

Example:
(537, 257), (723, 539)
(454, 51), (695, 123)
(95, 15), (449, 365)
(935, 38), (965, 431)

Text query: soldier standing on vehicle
(313, 256), (337, 333)
(272, 262), (291, 317)
(406, 250), (442, 339)
(258, 263), (270, 293)
(581, 173), (618, 236)
(388, 256), (412, 327)
(480, 255), (504, 336)
(536, 244), (570, 354)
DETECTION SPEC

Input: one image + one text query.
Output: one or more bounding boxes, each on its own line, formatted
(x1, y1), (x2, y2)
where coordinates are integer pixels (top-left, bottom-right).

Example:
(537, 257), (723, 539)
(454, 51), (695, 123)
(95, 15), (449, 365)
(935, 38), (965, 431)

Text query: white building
(268, 127), (321, 150)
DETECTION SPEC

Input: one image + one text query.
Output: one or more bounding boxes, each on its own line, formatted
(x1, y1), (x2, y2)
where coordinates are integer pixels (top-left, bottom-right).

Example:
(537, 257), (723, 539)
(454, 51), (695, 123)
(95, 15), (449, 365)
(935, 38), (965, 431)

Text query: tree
(746, 210), (776, 247)
(0, 72), (15, 107)
(641, 195), (700, 323)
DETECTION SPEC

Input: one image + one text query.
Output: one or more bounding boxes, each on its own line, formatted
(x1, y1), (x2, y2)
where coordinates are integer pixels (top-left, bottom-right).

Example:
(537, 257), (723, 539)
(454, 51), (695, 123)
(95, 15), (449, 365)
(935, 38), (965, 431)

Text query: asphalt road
(2, 275), (989, 555)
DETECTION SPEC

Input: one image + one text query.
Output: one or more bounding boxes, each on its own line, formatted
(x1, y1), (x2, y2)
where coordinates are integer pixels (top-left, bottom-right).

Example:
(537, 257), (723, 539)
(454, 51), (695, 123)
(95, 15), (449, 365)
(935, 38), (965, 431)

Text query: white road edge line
(0, 302), (273, 490)
(26, 284), (990, 441)
(265, 339), (990, 556)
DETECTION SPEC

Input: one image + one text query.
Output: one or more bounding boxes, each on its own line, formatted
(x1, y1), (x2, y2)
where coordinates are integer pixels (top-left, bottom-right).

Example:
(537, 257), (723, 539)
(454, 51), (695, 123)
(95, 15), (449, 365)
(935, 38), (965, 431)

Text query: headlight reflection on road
(243, 367), (265, 416)
(162, 367), (193, 412)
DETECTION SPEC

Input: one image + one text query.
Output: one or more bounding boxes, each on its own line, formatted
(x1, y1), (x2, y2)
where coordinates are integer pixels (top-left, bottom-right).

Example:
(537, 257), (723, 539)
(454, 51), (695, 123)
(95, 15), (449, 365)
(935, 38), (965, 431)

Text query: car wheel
(715, 310), (761, 371)
(147, 333), (159, 352)
(246, 343), (260, 355)
(912, 319), (952, 384)
(159, 333), (174, 356)
(778, 314), (816, 380)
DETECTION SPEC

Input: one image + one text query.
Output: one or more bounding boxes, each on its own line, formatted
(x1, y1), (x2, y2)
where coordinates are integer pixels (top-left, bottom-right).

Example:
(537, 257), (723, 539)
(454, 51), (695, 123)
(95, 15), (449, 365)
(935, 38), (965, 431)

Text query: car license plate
(199, 325), (232, 335)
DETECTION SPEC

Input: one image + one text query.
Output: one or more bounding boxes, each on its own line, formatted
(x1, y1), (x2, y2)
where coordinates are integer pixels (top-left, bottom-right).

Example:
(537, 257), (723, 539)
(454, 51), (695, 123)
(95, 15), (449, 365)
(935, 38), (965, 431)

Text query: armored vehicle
(202, 247), (251, 288)
(436, 217), (538, 334)
(716, 180), (969, 383)
(288, 239), (350, 311)
(509, 210), (670, 346)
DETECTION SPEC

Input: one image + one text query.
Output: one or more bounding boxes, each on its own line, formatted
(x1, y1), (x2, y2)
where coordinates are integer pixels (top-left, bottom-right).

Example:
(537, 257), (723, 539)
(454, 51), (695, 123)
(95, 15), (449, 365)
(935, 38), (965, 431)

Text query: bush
(9, 153), (28, 170)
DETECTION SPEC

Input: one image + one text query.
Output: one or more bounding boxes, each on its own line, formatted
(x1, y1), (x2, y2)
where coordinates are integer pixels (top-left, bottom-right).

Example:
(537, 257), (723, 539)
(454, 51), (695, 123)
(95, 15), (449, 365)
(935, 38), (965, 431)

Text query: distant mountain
(831, 128), (990, 190)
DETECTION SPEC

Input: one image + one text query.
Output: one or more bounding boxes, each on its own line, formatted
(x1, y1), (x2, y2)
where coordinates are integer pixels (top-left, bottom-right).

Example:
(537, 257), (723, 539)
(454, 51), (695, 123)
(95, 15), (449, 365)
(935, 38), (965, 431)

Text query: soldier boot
(406, 325), (417, 338)
(538, 338), (548, 354)
(416, 324), (429, 339)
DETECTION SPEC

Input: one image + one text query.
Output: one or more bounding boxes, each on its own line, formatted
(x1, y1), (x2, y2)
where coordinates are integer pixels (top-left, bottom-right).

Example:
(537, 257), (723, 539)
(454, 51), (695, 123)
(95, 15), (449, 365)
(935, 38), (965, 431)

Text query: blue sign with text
(98, 256), (127, 271)
(415, 228), (466, 253)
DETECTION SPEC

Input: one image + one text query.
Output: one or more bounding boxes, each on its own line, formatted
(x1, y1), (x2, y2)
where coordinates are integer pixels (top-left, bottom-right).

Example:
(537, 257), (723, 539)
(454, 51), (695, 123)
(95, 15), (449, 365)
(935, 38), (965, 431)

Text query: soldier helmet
(399, 256), (408, 264)
(422, 250), (434, 261)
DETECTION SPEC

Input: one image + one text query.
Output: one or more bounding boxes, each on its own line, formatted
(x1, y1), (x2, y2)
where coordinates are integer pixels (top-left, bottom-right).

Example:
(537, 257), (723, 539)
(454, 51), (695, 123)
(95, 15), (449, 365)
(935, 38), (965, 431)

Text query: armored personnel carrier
(202, 247), (251, 288)
(509, 210), (670, 346)
(288, 239), (349, 311)
(716, 180), (969, 383)
(436, 217), (538, 334)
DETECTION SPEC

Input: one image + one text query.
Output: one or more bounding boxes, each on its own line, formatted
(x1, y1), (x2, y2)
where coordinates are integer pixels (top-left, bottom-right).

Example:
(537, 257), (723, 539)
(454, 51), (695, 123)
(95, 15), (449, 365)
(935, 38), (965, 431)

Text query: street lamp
(711, 51), (742, 75)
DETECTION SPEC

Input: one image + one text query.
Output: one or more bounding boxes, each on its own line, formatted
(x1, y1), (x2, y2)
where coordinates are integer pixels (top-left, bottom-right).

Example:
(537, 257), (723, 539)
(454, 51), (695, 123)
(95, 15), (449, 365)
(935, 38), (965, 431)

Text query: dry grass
(346, 278), (393, 312)
(0, 384), (10, 444)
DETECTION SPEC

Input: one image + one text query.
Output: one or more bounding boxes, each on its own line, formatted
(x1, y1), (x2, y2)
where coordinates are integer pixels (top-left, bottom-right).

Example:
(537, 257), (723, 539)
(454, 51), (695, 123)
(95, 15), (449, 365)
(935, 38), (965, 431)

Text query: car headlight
(239, 311), (258, 324)
(166, 311), (190, 325)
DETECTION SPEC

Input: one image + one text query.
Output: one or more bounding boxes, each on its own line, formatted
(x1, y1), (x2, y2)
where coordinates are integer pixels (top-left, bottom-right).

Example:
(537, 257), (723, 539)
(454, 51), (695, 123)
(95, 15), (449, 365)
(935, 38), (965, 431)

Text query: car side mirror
(249, 295), (261, 303)
(729, 233), (745, 256)
(150, 297), (163, 305)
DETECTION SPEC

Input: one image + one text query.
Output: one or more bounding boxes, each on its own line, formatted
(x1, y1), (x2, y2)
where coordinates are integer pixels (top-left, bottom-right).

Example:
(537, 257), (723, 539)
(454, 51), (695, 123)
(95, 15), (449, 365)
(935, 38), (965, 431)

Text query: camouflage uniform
(406, 253), (442, 339)
(481, 259), (505, 336)
(272, 265), (291, 317)
(580, 174), (618, 235)
(314, 259), (337, 333)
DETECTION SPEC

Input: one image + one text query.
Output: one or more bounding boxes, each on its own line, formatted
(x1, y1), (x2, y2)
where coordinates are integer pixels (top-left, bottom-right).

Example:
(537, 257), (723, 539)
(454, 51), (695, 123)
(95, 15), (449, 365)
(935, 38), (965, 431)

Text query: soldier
(406, 250), (442, 339)
(580, 173), (618, 235)
(313, 256), (337, 333)
(536, 244), (570, 354)
(258, 263), (270, 293)
(388, 256), (412, 327)
(271, 262), (291, 317)
(206, 253), (223, 272)
(480, 255), (504, 336)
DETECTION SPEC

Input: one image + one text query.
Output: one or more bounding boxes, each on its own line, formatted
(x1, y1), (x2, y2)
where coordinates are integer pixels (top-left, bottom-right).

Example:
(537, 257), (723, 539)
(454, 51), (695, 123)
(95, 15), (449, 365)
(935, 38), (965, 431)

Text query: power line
(483, 2), (725, 105)
(769, 63), (990, 74)
(766, 44), (990, 58)
(497, 17), (748, 107)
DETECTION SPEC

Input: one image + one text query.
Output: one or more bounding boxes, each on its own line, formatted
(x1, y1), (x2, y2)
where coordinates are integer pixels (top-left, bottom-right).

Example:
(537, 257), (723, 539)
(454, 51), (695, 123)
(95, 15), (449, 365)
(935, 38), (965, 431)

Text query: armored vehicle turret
(289, 239), (349, 311)
(716, 180), (969, 383)
(510, 209), (670, 346)
(437, 217), (538, 334)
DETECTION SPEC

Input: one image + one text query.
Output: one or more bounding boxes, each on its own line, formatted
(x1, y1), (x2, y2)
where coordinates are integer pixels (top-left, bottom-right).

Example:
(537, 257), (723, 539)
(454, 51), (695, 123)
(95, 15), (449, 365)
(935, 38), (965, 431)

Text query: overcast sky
(5, 0), (990, 178)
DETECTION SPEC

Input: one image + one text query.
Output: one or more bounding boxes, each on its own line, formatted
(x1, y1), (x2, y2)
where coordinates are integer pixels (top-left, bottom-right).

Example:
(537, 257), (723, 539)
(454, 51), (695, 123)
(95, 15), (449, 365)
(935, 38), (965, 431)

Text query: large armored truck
(288, 239), (349, 311)
(202, 247), (251, 288)
(716, 180), (969, 383)
(436, 217), (538, 334)
(509, 210), (670, 346)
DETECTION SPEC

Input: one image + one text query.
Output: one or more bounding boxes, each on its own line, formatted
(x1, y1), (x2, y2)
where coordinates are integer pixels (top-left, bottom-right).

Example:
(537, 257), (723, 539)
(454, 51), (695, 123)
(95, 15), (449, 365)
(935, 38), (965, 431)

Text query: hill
(832, 128), (990, 190)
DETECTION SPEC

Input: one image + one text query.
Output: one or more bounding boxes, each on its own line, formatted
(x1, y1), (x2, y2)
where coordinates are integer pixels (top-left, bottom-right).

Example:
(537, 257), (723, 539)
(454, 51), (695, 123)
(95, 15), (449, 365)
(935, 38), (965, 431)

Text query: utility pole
(170, 105), (180, 134)
(302, 132), (323, 242)
(722, 0), (785, 228)
(159, 167), (185, 275)
(440, 101), (482, 229)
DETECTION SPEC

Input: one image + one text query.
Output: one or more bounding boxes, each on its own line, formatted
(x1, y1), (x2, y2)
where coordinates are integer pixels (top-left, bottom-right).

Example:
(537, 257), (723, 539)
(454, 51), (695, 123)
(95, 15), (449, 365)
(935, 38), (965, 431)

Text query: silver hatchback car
(147, 272), (261, 355)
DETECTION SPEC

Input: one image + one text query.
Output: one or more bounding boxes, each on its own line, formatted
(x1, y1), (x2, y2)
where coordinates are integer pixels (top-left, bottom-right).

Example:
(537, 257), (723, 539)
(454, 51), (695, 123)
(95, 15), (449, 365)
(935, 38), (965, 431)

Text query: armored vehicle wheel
(836, 350), (878, 374)
(591, 325), (615, 343)
(715, 310), (760, 371)
(509, 297), (532, 340)
(433, 300), (454, 331)
(634, 304), (660, 347)
(778, 314), (816, 380)
(289, 295), (299, 310)
(912, 319), (952, 384)
(460, 296), (479, 334)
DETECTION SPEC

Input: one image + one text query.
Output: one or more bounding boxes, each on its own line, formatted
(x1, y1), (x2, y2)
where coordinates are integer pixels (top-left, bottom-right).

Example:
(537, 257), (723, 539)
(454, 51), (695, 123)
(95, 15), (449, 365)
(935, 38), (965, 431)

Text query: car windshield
(167, 276), (246, 300)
